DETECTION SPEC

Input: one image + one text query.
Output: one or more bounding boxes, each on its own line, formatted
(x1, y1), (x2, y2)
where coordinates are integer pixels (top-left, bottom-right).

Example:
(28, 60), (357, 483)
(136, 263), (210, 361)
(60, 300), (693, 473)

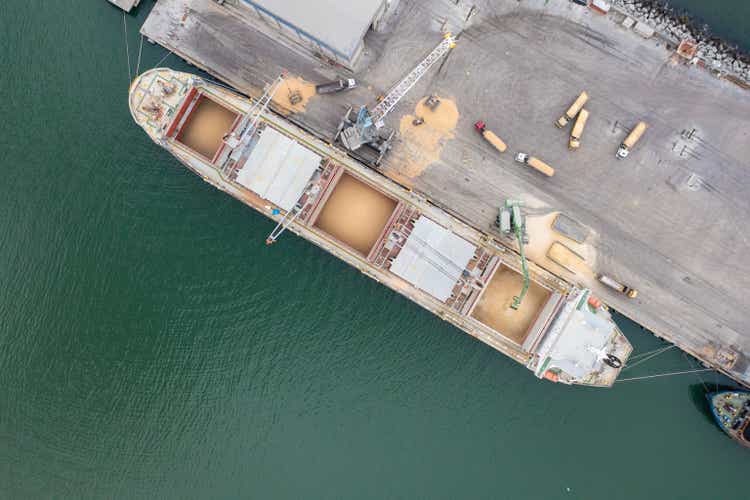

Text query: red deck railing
(165, 87), (198, 138)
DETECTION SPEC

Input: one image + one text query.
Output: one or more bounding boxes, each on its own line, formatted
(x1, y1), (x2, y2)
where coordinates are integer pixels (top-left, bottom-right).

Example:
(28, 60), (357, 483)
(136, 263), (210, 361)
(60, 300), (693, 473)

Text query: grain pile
(313, 174), (397, 255)
(392, 96), (459, 179)
(271, 75), (316, 114)
(524, 212), (596, 284)
(176, 97), (237, 158)
(471, 265), (552, 344)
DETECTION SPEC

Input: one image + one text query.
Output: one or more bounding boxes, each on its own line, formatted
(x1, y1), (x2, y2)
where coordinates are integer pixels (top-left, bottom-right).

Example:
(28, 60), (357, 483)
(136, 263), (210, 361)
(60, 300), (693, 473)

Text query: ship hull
(129, 68), (631, 387)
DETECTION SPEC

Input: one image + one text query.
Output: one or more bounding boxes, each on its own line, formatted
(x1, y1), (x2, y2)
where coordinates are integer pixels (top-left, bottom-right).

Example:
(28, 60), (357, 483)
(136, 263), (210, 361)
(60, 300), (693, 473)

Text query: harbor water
(666, 0), (750, 52)
(0, 1), (747, 498)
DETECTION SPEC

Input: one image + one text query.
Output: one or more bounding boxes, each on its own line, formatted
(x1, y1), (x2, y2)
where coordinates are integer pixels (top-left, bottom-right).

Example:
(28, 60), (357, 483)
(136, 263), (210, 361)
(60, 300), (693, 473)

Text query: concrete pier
(141, 0), (750, 386)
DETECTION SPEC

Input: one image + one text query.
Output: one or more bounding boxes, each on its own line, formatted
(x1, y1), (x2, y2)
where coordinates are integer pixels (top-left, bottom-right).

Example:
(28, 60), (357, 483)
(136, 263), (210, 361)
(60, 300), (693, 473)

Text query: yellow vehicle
(568, 108), (590, 150)
(515, 153), (555, 177)
(474, 120), (507, 153)
(616, 121), (648, 159)
(556, 91), (588, 128)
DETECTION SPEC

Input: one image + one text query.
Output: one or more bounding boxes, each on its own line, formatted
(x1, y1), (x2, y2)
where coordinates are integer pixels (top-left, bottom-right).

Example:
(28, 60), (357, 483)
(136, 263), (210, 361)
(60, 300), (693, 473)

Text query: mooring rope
(622, 345), (676, 372)
(123, 12), (131, 82)
(616, 368), (713, 383)
(683, 352), (710, 393)
(153, 48), (174, 70)
(628, 343), (672, 361)
(135, 34), (144, 77)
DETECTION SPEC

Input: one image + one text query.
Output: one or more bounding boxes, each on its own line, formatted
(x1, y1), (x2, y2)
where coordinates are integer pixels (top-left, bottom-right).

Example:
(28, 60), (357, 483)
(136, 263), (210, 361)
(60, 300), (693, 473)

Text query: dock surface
(141, 0), (750, 385)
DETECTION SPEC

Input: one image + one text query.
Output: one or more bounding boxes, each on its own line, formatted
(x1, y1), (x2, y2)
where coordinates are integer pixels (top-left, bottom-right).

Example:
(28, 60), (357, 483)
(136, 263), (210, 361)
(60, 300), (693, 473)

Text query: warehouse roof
(242, 0), (383, 59)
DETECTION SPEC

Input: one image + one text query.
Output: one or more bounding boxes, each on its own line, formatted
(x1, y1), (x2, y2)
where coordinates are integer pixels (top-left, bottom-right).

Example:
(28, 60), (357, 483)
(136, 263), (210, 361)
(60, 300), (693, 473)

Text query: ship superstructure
(129, 68), (631, 387)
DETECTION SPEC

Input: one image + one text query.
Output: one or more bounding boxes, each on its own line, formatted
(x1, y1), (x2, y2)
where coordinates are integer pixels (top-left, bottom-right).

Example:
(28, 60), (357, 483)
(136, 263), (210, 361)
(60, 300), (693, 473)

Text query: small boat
(707, 390), (750, 448)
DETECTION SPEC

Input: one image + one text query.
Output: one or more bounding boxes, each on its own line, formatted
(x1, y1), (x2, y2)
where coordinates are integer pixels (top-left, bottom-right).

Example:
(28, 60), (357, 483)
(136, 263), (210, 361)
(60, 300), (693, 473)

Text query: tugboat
(708, 390), (750, 448)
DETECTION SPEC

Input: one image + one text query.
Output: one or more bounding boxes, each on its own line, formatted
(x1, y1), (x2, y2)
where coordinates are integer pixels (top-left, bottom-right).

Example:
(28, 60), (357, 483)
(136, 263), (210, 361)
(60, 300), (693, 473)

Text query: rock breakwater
(611, 0), (750, 82)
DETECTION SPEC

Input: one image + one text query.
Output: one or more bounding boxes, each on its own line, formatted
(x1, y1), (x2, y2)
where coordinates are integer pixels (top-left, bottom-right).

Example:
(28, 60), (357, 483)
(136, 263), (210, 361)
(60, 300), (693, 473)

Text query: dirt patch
(524, 212), (596, 284)
(176, 96), (238, 159)
(314, 173), (397, 255)
(391, 96), (459, 179)
(271, 76), (316, 114)
(471, 265), (552, 344)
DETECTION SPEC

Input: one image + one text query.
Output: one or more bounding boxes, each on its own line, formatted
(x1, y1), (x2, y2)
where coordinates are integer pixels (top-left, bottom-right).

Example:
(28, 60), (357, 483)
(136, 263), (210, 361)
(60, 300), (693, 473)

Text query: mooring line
(683, 352), (710, 393)
(135, 34), (144, 76)
(622, 345), (676, 372)
(123, 12), (131, 82)
(616, 368), (713, 382)
(153, 48), (174, 70)
(628, 343), (672, 361)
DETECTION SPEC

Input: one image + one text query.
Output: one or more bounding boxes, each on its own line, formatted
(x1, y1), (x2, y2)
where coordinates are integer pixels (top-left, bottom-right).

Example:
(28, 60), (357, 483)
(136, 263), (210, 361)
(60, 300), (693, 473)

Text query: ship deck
(107, 0), (140, 13)
(129, 65), (631, 386)
(141, 0), (750, 387)
(710, 391), (750, 445)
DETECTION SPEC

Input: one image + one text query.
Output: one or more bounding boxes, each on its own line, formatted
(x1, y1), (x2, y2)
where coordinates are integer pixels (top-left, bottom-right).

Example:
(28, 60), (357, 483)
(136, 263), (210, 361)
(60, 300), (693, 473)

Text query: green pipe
(511, 223), (529, 310)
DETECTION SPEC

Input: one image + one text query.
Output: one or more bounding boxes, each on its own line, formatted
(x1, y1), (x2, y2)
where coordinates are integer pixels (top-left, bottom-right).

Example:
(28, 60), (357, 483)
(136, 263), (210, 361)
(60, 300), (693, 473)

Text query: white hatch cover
(235, 127), (321, 210)
(390, 216), (476, 302)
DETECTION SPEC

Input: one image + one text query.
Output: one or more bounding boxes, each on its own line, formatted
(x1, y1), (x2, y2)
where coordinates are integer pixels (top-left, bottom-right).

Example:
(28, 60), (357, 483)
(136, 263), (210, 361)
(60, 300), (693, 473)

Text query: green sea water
(666, 0), (750, 52)
(1, 1), (748, 499)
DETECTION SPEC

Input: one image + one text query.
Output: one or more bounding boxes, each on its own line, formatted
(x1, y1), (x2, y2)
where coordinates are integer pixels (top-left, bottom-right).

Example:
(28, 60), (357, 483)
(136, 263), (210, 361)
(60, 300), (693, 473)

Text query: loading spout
(503, 200), (530, 310)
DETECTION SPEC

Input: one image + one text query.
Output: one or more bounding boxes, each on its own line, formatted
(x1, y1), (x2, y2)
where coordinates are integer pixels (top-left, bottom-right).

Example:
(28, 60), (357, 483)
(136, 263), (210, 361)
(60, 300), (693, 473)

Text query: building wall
(372, 0), (396, 32)
(230, 0), (387, 70)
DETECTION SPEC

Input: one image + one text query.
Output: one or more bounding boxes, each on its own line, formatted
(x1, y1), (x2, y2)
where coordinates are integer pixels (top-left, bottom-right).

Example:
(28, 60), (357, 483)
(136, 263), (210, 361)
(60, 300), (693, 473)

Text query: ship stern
(528, 289), (632, 387)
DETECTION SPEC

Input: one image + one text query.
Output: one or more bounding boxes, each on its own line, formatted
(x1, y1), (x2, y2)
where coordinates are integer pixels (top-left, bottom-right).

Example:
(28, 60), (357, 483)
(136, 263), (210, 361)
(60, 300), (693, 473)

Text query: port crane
(221, 74), (285, 160)
(335, 33), (457, 164)
(267, 34), (457, 245)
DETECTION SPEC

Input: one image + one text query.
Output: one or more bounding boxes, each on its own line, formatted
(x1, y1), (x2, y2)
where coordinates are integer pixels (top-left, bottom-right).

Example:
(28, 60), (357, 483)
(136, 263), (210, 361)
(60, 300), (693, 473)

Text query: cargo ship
(129, 68), (632, 387)
(708, 390), (750, 448)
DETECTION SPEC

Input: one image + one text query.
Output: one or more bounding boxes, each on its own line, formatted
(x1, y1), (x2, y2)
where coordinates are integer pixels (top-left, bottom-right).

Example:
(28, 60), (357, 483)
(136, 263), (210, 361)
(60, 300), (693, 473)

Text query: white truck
(515, 153), (555, 177)
(598, 274), (638, 298)
(616, 121), (648, 159)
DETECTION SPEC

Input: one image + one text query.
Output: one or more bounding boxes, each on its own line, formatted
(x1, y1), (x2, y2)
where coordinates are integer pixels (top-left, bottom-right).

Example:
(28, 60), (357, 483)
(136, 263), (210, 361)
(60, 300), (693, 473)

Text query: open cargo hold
(470, 265), (553, 344)
(313, 173), (398, 255)
(175, 94), (238, 159)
